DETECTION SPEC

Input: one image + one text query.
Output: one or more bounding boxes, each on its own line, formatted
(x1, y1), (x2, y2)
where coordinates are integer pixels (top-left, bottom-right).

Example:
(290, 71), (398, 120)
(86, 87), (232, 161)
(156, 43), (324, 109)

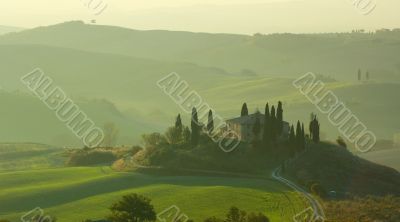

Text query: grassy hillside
(0, 91), (156, 146)
(0, 167), (307, 222)
(0, 43), (399, 146)
(284, 142), (400, 197)
(1, 21), (400, 81)
(0, 143), (64, 171)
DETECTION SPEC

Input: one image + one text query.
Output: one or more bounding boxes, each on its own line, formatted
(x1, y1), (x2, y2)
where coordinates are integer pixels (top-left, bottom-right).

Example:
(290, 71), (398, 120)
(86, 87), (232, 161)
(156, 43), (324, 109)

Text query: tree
(310, 116), (320, 143)
(270, 106), (277, 142)
(276, 101), (283, 134)
(262, 103), (271, 146)
(288, 125), (296, 158)
(252, 116), (261, 141)
(142, 133), (166, 147)
(301, 123), (306, 150)
(247, 213), (270, 222)
(207, 110), (214, 134)
(241, 103), (249, 117)
(226, 207), (247, 222)
(191, 107), (200, 146)
(107, 193), (156, 222)
(295, 121), (302, 152)
(182, 126), (191, 144)
(103, 122), (119, 147)
(165, 126), (182, 144)
(175, 114), (183, 129)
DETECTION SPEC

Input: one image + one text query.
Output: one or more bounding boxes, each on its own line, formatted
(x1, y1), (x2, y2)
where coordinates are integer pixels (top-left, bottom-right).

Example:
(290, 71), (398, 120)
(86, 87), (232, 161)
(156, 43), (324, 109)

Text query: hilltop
(1, 21), (400, 81)
(0, 25), (23, 35)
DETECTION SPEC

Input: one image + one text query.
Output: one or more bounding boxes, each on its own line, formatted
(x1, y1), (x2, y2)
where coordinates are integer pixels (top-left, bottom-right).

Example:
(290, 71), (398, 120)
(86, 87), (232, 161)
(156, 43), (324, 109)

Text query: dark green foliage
(165, 126), (183, 145)
(276, 101), (283, 134)
(301, 123), (306, 151)
(183, 126), (191, 144)
(252, 117), (261, 141)
(270, 106), (277, 142)
(107, 193), (156, 222)
(262, 103), (271, 148)
(204, 207), (269, 222)
(295, 121), (302, 152)
(67, 150), (117, 166)
(246, 213), (270, 222)
(309, 116), (320, 143)
(288, 125), (296, 157)
(175, 114), (183, 129)
(207, 110), (214, 134)
(191, 107), (200, 146)
(241, 103), (249, 117)
(226, 207), (247, 222)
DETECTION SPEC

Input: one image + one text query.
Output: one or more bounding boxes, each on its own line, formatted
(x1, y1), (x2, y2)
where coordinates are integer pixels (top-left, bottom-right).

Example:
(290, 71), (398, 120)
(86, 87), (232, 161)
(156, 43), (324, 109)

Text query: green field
(0, 143), (65, 171)
(0, 167), (307, 222)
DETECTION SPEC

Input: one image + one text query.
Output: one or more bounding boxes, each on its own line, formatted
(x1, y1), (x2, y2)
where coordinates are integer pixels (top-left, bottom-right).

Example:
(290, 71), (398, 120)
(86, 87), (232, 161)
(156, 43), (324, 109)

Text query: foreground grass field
(0, 167), (307, 222)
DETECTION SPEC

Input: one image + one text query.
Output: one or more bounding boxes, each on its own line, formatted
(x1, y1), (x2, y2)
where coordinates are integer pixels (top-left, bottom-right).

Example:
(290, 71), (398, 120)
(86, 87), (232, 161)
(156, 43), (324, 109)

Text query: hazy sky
(2, 0), (400, 34)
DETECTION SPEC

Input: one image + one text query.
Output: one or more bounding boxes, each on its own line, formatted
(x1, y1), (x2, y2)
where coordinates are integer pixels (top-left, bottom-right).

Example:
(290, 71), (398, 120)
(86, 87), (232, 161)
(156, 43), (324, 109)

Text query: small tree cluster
(288, 121), (306, 157)
(261, 101), (284, 148)
(204, 206), (270, 222)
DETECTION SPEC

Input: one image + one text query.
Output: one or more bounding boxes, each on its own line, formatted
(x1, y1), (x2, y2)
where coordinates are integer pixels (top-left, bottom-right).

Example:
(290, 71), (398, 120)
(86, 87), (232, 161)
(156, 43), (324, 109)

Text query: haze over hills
(1, 21), (400, 81)
(0, 21), (399, 148)
(0, 25), (23, 35)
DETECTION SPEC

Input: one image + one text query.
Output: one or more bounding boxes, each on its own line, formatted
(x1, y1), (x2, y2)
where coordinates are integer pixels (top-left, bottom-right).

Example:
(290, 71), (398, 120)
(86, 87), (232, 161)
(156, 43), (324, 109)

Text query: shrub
(67, 150), (117, 166)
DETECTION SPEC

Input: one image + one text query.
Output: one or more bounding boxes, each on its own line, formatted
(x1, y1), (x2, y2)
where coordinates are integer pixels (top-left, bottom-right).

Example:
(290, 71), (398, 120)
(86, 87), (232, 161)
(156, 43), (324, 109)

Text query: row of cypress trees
(241, 102), (284, 145)
(174, 104), (320, 149)
(242, 102), (320, 156)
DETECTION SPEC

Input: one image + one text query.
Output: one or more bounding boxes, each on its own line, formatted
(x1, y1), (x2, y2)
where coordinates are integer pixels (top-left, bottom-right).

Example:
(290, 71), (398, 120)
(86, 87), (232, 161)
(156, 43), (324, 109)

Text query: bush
(107, 193), (156, 222)
(67, 150), (117, 166)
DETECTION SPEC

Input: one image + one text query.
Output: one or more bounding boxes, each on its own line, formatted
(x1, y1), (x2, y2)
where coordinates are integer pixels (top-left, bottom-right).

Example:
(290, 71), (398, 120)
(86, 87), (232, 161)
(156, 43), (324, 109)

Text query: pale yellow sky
(1, 0), (400, 34)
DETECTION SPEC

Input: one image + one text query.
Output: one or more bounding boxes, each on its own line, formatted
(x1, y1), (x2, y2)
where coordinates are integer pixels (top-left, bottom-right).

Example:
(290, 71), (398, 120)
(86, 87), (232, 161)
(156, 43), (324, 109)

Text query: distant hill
(0, 43), (399, 145)
(0, 90), (156, 147)
(284, 142), (400, 197)
(359, 148), (400, 171)
(1, 21), (400, 81)
(0, 143), (64, 171)
(0, 25), (23, 35)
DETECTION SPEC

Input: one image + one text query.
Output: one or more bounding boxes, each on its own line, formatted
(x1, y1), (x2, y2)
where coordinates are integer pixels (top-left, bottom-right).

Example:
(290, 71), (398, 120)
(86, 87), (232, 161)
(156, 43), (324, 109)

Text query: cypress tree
(310, 116), (320, 143)
(207, 110), (214, 134)
(301, 123), (306, 150)
(263, 103), (271, 145)
(313, 118), (320, 143)
(241, 103), (249, 117)
(277, 101), (283, 135)
(289, 125), (296, 158)
(270, 105), (277, 141)
(296, 121), (302, 152)
(175, 114), (182, 129)
(191, 107), (200, 146)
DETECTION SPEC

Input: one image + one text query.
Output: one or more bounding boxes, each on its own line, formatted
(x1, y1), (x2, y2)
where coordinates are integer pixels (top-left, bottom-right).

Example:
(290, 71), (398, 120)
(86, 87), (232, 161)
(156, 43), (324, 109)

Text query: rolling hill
(0, 167), (308, 222)
(0, 143), (64, 171)
(1, 21), (400, 81)
(0, 42), (399, 146)
(0, 25), (23, 35)
(284, 142), (400, 197)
